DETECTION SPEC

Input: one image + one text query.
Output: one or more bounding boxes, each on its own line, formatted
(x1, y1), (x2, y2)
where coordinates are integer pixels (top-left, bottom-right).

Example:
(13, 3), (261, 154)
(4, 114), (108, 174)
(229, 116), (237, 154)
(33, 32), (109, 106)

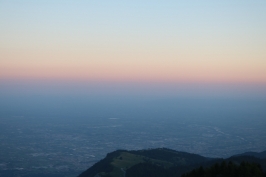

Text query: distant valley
(1, 113), (266, 177)
(1, 97), (266, 177)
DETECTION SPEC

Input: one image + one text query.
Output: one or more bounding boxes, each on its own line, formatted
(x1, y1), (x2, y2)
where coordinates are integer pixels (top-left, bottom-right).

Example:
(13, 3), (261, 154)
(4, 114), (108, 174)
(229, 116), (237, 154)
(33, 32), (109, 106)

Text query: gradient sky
(1, 1), (266, 88)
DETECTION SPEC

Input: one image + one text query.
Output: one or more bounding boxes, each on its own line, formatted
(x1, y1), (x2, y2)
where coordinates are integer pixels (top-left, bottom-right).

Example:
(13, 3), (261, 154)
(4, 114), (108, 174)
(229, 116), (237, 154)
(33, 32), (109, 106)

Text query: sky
(1, 1), (266, 96)
(2, 2), (266, 166)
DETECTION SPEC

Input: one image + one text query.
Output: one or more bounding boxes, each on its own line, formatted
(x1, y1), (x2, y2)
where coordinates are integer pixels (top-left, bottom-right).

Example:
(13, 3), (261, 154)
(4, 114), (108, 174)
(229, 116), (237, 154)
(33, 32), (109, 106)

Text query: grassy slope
(78, 148), (210, 177)
(100, 151), (176, 177)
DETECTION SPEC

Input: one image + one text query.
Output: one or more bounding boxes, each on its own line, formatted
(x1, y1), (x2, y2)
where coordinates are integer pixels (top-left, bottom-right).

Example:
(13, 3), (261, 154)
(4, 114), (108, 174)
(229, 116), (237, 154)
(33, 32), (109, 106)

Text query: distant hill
(233, 150), (266, 159)
(78, 148), (266, 177)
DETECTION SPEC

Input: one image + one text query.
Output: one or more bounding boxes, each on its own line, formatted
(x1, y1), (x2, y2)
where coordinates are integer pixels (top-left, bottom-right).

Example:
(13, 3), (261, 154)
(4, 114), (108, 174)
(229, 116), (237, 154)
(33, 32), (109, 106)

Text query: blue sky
(1, 1), (266, 96)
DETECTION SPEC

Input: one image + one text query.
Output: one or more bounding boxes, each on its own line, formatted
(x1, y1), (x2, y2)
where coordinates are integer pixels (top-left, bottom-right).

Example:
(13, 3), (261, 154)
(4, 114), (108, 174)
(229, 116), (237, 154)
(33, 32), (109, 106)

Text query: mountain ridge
(233, 150), (266, 159)
(78, 148), (266, 177)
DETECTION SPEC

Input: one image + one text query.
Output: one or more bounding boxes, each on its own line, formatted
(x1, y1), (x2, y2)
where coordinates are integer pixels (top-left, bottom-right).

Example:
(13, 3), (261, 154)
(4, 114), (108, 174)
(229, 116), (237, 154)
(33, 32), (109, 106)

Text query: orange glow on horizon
(1, 62), (266, 85)
(1, 44), (266, 85)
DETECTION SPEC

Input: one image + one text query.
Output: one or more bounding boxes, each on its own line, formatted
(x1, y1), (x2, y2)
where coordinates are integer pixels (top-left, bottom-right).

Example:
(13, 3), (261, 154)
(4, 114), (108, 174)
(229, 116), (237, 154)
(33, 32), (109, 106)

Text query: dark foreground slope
(182, 161), (266, 177)
(78, 148), (266, 177)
